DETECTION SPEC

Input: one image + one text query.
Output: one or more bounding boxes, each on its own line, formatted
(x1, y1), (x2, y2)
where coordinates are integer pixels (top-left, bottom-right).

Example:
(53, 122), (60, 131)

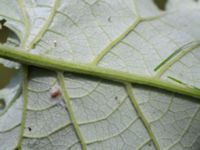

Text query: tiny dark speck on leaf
(28, 127), (32, 131)
(115, 96), (118, 100)
(108, 17), (112, 22)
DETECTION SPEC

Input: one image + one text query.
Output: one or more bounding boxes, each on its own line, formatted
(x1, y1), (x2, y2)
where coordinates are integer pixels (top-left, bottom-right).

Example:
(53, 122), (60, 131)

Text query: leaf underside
(0, 0), (200, 150)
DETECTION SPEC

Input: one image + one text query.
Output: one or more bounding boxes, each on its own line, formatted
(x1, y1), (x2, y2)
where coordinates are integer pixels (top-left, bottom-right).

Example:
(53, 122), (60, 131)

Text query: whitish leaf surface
(0, 0), (200, 150)
(167, 0), (200, 10)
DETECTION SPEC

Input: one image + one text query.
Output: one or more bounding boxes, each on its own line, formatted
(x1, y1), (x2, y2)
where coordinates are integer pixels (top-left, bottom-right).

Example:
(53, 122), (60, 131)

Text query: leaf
(167, 0), (200, 10)
(0, 0), (200, 150)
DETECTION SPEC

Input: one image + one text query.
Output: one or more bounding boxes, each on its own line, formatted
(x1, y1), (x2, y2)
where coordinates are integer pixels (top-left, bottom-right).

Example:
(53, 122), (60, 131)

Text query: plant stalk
(0, 45), (199, 100)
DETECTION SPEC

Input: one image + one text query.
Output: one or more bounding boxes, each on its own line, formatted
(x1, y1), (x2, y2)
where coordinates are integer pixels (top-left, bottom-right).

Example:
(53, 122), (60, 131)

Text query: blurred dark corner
(153, 0), (168, 10)
(0, 19), (16, 89)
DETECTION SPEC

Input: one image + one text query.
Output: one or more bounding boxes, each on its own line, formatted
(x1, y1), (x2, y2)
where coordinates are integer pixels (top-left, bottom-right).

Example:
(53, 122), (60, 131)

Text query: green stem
(0, 45), (200, 100)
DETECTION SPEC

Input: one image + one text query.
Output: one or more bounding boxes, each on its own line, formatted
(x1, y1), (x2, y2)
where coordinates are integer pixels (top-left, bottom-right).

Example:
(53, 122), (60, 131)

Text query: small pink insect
(50, 85), (61, 98)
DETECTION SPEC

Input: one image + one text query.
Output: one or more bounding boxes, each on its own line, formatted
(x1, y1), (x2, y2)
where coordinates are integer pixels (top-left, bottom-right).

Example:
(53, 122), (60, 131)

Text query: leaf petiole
(0, 45), (199, 100)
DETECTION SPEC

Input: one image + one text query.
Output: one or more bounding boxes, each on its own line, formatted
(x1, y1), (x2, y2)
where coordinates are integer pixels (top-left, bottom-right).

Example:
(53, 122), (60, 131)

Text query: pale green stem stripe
(154, 41), (200, 78)
(57, 72), (87, 150)
(125, 83), (160, 150)
(16, 66), (28, 149)
(0, 45), (200, 100)
(91, 17), (141, 65)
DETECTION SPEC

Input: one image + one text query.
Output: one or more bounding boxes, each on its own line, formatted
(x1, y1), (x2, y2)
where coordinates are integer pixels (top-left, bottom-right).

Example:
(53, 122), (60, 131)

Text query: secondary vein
(16, 66), (28, 149)
(91, 17), (141, 65)
(58, 72), (87, 150)
(125, 83), (160, 150)
(154, 41), (200, 78)
(18, 0), (30, 47)
(28, 0), (61, 49)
